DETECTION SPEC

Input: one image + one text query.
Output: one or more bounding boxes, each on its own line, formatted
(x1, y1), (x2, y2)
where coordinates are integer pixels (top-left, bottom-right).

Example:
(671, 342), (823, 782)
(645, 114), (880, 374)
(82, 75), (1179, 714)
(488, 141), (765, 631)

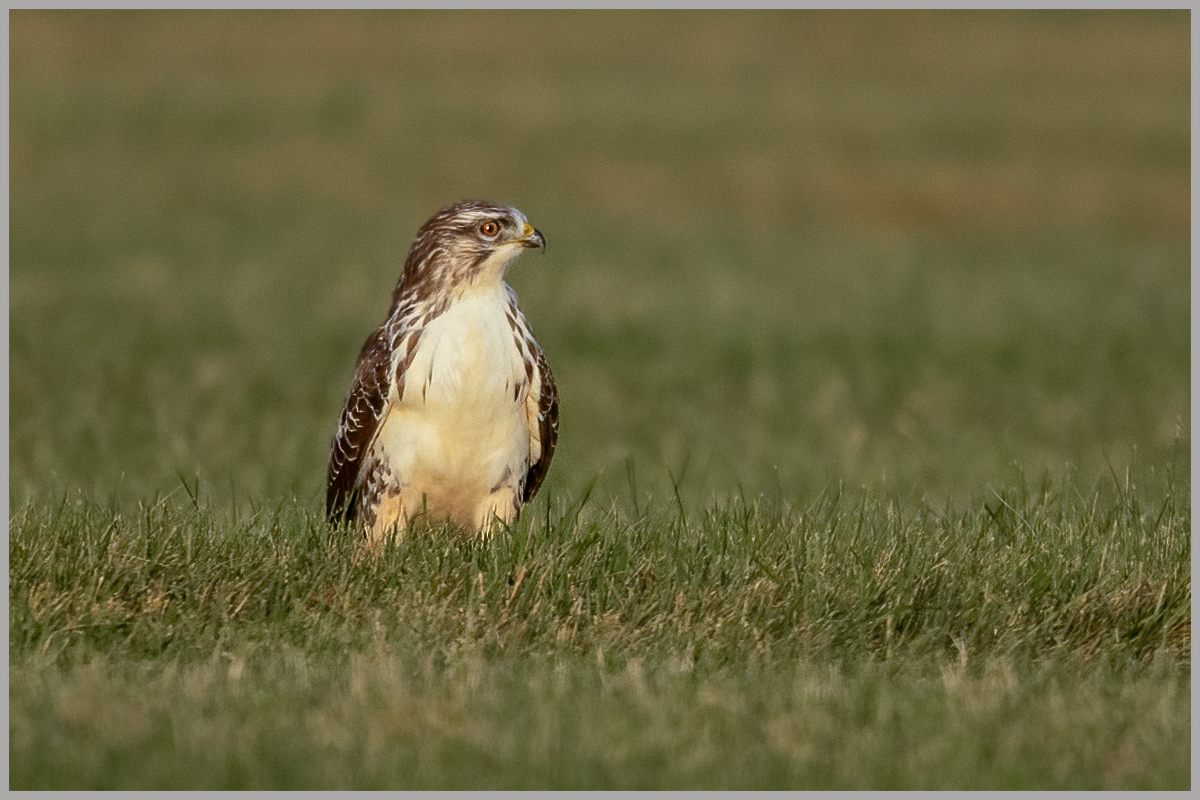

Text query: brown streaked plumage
(326, 201), (558, 543)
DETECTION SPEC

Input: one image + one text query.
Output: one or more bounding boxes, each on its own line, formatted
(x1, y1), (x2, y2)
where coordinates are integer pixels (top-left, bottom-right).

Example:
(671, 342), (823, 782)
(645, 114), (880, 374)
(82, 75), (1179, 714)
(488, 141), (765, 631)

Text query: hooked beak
(518, 222), (545, 250)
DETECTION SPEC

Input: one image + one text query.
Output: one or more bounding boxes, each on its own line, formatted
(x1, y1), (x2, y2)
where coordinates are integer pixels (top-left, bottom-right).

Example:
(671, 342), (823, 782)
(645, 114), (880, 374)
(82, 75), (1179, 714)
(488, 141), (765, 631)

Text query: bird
(326, 200), (558, 544)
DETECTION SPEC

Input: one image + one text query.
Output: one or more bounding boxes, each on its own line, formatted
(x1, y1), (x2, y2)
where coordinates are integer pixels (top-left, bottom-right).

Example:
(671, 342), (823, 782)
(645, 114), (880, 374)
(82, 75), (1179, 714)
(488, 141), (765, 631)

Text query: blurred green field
(8, 9), (1191, 791)
(10, 9), (1189, 507)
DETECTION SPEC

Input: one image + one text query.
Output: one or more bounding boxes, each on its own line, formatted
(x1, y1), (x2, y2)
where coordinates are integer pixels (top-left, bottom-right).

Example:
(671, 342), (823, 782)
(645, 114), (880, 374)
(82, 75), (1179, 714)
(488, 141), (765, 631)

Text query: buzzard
(326, 201), (558, 544)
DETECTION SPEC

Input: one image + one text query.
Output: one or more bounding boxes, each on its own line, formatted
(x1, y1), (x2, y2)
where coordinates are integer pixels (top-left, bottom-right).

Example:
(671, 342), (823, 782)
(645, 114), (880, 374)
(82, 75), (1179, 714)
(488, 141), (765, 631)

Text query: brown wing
(521, 340), (559, 505)
(326, 326), (393, 523)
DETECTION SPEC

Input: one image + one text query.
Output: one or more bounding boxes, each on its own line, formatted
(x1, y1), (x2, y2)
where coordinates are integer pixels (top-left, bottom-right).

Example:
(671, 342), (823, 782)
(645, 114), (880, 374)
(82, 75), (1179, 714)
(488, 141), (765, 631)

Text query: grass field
(8, 9), (1191, 790)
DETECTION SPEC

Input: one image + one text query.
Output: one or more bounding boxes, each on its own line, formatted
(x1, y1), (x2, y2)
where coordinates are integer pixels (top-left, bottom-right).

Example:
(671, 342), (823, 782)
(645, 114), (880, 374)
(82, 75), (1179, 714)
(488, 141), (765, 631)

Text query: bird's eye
(479, 220), (501, 238)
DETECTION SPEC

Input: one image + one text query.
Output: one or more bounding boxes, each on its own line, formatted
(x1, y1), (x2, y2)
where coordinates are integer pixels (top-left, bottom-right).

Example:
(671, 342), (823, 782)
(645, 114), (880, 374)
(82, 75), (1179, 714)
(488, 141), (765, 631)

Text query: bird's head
(397, 200), (545, 302)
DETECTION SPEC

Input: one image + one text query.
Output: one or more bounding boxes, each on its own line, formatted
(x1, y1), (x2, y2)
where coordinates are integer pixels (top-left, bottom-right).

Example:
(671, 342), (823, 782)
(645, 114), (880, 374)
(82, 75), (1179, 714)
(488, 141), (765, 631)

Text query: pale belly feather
(372, 287), (529, 534)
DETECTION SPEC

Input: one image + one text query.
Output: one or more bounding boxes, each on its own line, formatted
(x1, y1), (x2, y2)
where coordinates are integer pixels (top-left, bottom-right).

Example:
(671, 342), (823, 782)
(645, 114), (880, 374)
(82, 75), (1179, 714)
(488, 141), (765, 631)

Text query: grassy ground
(9, 474), (1192, 790)
(8, 9), (1191, 790)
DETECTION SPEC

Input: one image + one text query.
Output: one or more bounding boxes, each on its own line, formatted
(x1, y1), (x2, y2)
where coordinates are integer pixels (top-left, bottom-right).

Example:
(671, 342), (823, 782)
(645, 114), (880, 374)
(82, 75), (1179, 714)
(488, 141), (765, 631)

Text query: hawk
(326, 201), (558, 544)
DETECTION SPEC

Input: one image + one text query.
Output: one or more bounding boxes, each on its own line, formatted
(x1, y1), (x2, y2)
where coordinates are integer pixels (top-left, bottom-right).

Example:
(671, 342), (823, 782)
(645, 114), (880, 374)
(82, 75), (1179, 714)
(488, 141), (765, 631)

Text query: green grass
(9, 472), (1191, 789)
(8, 9), (1191, 790)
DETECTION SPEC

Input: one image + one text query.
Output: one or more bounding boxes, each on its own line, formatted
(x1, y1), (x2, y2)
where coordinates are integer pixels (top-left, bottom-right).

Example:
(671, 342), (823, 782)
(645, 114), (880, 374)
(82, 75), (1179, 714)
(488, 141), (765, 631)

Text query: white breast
(406, 288), (523, 411)
(374, 282), (529, 525)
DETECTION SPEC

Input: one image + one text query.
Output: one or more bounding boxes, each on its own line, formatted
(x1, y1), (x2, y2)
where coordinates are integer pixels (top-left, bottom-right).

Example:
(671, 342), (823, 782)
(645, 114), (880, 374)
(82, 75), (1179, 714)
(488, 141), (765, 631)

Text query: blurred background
(9, 10), (1190, 512)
